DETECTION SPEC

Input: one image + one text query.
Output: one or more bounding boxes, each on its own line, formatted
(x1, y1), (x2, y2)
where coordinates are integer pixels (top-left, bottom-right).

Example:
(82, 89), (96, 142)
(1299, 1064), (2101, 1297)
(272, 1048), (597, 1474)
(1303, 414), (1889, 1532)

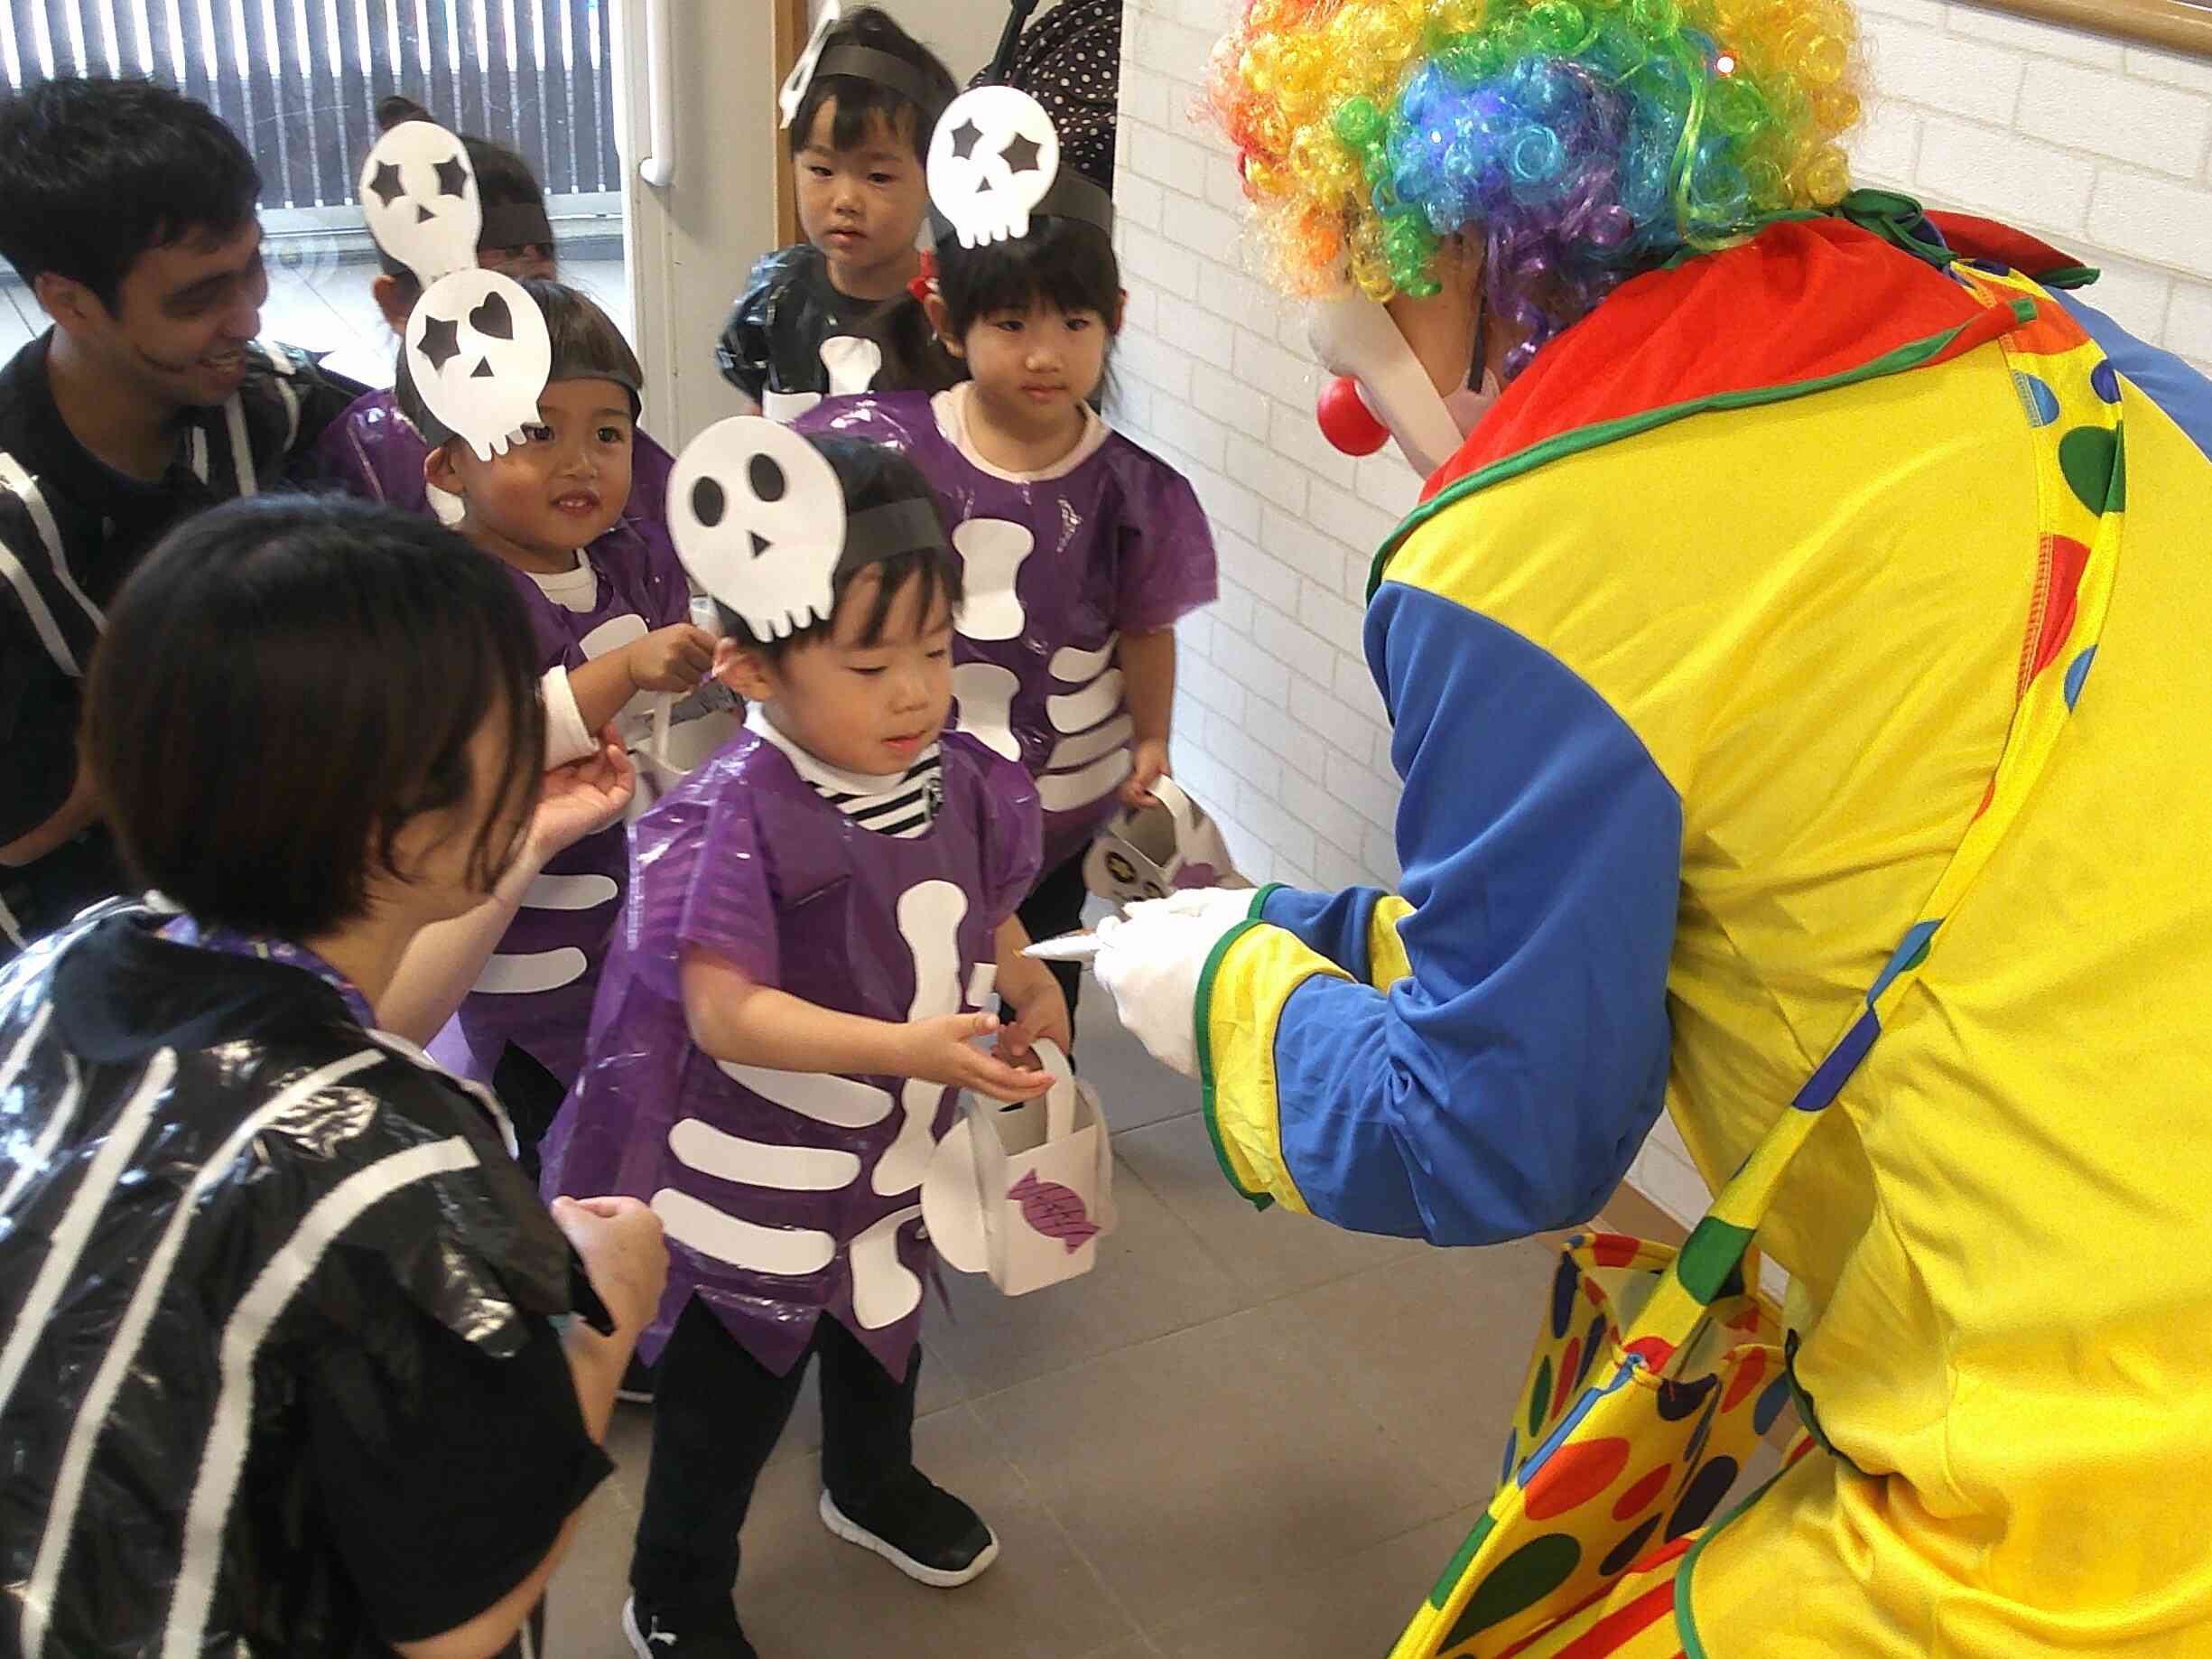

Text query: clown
(1090, 2), (2212, 1655)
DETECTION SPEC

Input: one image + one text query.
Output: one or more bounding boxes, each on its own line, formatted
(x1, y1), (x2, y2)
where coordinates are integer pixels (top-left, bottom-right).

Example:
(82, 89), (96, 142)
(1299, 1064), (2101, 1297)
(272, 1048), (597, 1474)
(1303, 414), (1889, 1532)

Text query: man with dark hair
(0, 76), (364, 958)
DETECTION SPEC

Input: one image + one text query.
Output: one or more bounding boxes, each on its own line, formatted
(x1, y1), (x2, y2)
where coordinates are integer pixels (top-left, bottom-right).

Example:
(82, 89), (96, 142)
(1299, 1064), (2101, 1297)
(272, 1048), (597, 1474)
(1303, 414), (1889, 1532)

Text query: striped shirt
(745, 706), (943, 838)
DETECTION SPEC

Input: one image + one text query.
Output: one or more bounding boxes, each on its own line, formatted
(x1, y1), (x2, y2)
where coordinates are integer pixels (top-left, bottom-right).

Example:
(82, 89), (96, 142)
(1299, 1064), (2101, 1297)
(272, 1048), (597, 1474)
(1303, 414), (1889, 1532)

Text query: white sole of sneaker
(619, 1597), (654, 1659)
(817, 1489), (1000, 1589)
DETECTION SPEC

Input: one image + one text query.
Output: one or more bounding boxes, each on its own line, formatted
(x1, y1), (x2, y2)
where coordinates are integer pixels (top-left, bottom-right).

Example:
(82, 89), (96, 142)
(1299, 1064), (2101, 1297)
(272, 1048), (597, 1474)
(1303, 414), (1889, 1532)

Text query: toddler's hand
(898, 1011), (1055, 1104)
(1119, 739), (1171, 808)
(996, 958), (1073, 1067)
(626, 624), (717, 694)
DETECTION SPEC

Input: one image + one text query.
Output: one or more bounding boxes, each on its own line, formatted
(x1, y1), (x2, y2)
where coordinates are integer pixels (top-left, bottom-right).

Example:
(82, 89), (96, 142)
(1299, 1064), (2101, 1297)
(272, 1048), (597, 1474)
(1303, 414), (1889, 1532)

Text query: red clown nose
(1315, 375), (1390, 457)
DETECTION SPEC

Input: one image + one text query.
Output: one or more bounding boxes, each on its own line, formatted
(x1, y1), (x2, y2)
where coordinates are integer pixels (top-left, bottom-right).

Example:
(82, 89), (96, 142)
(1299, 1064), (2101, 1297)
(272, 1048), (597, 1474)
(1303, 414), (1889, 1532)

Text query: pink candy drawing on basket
(1008, 1169), (1101, 1253)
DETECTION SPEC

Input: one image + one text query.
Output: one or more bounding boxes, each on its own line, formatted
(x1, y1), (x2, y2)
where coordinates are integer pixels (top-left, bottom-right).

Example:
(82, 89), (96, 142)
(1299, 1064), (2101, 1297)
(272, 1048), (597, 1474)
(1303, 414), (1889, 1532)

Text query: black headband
(810, 44), (943, 123)
(930, 166), (1116, 254)
(1035, 167), (1115, 238)
(409, 351), (645, 450)
(835, 497), (951, 581)
(480, 200), (554, 248)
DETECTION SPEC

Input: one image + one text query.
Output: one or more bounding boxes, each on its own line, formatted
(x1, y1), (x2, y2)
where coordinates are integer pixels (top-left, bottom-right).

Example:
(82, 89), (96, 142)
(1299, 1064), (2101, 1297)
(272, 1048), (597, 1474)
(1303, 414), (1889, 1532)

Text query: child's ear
(1113, 287), (1128, 334)
(423, 440), (467, 499)
(372, 274), (413, 336)
(923, 291), (962, 358)
(713, 636), (777, 704)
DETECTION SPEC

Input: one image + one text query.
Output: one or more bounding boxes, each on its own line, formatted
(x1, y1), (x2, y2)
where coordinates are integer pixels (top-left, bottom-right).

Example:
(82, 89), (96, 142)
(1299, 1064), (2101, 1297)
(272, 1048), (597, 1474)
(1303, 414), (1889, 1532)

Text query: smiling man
(0, 77), (364, 958)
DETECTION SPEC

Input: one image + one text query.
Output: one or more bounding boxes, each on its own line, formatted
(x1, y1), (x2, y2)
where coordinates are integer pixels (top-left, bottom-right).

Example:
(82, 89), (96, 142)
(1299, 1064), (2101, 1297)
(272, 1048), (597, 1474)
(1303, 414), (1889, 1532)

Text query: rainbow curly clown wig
(1210, 0), (1869, 375)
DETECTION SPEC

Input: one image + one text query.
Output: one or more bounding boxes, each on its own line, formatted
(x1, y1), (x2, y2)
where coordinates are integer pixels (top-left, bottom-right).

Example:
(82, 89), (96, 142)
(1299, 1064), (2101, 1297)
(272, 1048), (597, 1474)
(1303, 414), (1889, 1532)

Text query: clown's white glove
(1092, 889), (1259, 1077)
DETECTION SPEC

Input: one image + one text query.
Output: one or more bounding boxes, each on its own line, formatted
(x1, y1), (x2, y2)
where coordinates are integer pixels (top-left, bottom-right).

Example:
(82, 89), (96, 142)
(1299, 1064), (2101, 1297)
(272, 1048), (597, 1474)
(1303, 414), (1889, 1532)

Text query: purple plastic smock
(538, 724), (1042, 1379)
(451, 517), (695, 1096)
(795, 387), (1217, 872)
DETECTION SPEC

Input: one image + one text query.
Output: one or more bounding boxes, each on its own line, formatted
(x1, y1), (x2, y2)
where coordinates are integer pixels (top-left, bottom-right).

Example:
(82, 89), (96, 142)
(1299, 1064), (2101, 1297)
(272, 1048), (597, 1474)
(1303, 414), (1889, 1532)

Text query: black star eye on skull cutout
(417, 313), (461, 372)
(949, 117), (984, 161)
(368, 161), (405, 208)
(434, 154), (469, 197)
(1000, 133), (1043, 174)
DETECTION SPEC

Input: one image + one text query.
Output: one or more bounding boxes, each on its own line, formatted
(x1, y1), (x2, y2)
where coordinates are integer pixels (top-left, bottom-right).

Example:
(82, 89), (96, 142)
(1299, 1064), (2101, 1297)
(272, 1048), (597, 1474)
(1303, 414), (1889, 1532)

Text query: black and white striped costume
(0, 905), (605, 1657)
(0, 334), (363, 957)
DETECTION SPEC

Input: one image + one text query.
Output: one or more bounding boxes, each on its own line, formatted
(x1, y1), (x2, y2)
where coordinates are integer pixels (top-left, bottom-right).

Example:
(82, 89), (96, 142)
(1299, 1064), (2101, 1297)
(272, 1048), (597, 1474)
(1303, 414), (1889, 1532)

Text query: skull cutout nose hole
(691, 476), (726, 527)
(748, 532), (771, 557)
(415, 205), (434, 222)
(748, 453), (786, 501)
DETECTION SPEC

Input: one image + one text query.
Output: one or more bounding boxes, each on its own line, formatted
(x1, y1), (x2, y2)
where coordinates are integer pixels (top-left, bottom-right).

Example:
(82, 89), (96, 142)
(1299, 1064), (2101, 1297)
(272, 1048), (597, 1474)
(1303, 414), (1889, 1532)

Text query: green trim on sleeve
(1194, 918), (1274, 1211)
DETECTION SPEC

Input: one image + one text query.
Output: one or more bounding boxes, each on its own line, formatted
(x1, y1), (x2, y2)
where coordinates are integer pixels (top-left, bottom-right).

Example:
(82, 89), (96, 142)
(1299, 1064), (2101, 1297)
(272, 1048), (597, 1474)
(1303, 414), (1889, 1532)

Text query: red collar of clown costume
(1421, 215), (2050, 505)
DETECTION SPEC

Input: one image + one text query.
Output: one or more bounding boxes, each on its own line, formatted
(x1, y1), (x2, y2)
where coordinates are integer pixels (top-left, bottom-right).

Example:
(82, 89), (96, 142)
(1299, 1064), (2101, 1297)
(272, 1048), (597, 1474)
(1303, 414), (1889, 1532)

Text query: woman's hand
(996, 954), (1073, 1067)
(525, 730), (637, 864)
(896, 1011), (1055, 1104)
(1118, 738), (1171, 807)
(550, 1195), (668, 1341)
(624, 623), (718, 694)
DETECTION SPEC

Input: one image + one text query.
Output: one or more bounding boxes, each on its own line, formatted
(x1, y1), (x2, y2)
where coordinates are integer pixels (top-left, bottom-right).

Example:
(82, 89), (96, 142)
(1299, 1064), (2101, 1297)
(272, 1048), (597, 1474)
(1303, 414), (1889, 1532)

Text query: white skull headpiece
(404, 268), (551, 461)
(778, 1), (843, 129)
(358, 120), (481, 285)
(668, 417), (949, 642)
(927, 86), (1062, 248)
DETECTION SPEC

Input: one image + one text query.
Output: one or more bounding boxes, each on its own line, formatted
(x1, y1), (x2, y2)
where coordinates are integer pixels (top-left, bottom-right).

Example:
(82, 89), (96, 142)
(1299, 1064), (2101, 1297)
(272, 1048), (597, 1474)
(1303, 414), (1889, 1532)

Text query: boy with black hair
(541, 425), (1069, 1658)
(718, 5), (964, 419)
(0, 76), (364, 960)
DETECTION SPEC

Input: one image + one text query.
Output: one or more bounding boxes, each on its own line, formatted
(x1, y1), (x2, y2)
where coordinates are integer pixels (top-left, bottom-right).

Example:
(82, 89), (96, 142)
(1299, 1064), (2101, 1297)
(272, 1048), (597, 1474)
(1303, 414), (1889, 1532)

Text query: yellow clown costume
(1181, 204), (2212, 1654)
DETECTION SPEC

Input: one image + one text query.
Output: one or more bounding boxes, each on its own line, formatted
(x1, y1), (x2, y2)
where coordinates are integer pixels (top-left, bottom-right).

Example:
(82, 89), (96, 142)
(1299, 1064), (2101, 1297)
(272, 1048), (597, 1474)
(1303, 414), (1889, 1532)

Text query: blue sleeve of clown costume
(2055, 292), (2212, 461)
(1199, 582), (1679, 1244)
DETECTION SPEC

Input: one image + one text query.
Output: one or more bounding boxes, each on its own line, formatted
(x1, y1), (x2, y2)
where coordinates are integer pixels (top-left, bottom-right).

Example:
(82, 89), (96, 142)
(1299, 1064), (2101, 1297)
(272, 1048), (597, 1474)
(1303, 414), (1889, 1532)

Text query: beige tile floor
(542, 977), (1780, 1659)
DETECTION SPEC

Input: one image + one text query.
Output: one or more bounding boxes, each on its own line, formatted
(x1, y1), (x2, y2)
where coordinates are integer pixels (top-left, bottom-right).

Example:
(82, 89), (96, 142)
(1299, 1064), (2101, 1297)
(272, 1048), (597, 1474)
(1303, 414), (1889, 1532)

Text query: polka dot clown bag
(1389, 258), (2128, 1659)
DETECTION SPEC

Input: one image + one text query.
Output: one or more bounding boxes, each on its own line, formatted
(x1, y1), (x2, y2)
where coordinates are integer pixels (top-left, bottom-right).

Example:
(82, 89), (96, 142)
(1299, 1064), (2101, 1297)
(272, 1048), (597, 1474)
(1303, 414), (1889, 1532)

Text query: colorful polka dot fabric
(1387, 253), (2125, 1659)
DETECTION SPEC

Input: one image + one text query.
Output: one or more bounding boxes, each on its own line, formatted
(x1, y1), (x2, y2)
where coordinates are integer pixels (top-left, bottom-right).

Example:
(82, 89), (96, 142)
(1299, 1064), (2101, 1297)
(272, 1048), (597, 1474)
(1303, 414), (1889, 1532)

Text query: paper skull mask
(777, 0), (843, 129)
(927, 86), (1062, 248)
(404, 268), (552, 461)
(358, 119), (481, 285)
(668, 417), (847, 640)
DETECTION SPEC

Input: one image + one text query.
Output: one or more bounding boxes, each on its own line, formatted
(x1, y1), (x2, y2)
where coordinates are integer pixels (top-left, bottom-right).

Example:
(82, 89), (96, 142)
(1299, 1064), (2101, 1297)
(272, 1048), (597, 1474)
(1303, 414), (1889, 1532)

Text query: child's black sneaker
(818, 1469), (999, 1588)
(621, 1594), (756, 1658)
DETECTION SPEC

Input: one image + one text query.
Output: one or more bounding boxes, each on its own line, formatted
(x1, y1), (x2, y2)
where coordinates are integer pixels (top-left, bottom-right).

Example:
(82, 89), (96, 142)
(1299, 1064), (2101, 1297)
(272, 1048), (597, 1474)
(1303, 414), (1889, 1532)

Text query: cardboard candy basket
(922, 1039), (1114, 1295)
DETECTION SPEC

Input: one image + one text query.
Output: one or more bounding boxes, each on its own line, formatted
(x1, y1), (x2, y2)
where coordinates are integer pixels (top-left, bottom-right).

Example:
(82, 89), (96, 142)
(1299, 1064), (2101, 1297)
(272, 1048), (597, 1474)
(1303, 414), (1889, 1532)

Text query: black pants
(1014, 850), (1089, 1044)
(631, 1296), (921, 1612)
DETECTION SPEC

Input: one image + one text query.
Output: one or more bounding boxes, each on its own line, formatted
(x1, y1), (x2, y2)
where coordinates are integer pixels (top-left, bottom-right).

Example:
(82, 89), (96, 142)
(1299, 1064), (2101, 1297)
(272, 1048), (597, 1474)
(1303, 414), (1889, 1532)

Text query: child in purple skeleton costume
(539, 432), (1069, 1658)
(796, 156), (1216, 1030)
(318, 96), (684, 564)
(392, 277), (717, 1176)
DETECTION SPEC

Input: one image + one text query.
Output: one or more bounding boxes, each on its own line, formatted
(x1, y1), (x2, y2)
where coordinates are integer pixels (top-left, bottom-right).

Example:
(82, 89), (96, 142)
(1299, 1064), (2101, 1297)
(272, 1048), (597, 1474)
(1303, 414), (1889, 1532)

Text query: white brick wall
(1111, 0), (2212, 1225)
